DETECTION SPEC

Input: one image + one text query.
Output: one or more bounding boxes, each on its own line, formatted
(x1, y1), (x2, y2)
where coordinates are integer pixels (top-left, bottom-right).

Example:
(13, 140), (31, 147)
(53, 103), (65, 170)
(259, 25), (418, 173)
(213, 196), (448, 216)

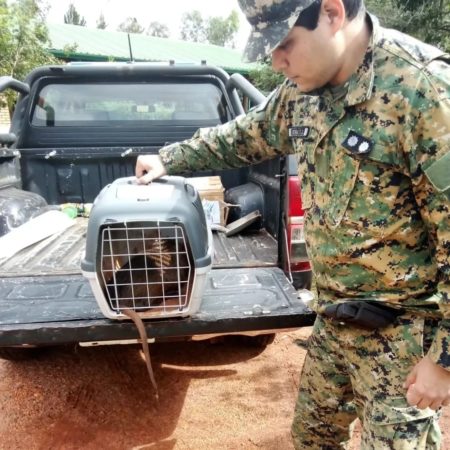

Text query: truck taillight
(287, 177), (310, 272)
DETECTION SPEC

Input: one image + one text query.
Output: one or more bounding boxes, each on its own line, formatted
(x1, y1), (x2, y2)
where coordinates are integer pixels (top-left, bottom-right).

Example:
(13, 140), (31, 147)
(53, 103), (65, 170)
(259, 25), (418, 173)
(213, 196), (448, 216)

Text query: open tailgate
(0, 268), (315, 346)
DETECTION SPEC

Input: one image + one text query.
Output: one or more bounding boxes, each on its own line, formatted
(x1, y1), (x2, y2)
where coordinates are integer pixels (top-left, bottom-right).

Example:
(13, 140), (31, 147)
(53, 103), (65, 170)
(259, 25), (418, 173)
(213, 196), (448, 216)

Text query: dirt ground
(0, 327), (448, 450)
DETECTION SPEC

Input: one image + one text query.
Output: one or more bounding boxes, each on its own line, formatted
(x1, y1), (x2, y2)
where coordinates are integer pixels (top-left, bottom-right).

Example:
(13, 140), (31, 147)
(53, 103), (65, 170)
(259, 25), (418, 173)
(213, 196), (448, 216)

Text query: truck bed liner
(0, 218), (278, 277)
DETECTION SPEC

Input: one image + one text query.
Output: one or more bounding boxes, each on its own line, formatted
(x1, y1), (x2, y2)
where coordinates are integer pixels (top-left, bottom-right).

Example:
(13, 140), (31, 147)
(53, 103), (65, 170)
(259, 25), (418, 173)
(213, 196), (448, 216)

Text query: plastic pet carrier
(81, 177), (213, 320)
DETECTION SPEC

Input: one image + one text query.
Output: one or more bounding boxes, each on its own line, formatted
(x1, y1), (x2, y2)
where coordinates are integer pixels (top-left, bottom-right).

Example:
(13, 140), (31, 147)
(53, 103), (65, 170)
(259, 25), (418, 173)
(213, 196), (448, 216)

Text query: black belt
(322, 301), (405, 330)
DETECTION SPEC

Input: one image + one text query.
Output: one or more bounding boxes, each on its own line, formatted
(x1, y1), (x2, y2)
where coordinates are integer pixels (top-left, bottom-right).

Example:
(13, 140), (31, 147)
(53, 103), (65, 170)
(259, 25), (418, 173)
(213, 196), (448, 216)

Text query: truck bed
(0, 218), (278, 277)
(0, 219), (316, 347)
(0, 267), (315, 346)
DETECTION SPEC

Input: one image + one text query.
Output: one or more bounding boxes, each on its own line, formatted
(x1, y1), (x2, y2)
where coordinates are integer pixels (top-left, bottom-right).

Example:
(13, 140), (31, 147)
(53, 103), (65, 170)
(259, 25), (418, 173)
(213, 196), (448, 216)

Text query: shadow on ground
(0, 338), (267, 450)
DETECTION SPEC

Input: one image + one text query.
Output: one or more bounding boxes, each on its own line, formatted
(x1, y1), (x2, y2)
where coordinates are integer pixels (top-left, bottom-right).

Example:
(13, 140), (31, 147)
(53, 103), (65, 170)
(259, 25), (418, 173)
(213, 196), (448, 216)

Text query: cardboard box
(186, 176), (229, 226)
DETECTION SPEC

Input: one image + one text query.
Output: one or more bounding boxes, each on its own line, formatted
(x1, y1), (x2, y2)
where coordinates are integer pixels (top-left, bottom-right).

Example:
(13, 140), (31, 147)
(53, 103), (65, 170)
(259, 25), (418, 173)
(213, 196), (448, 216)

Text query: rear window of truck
(31, 82), (229, 126)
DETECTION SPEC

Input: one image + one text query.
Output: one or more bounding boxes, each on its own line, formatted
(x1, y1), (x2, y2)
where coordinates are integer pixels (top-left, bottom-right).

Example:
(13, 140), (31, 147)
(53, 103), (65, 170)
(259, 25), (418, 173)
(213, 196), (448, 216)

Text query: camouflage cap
(239, 0), (317, 62)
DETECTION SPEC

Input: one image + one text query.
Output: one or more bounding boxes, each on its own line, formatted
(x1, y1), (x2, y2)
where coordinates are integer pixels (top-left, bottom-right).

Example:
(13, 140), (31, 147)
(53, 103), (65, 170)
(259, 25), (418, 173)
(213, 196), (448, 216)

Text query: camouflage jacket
(160, 16), (450, 369)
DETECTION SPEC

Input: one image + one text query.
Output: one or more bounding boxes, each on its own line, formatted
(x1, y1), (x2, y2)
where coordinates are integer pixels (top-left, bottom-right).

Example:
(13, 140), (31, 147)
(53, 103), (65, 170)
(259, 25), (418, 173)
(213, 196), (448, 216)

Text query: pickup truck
(0, 62), (314, 360)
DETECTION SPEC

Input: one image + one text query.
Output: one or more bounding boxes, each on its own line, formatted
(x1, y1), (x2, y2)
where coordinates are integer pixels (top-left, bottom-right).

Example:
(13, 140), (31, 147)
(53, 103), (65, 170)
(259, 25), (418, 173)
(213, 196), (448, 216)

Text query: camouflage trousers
(292, 314), (442, 449)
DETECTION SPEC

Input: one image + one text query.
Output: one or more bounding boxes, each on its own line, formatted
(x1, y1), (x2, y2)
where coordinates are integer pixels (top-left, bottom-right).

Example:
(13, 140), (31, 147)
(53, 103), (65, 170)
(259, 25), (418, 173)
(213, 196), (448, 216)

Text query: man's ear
(321, 0), (346, 33)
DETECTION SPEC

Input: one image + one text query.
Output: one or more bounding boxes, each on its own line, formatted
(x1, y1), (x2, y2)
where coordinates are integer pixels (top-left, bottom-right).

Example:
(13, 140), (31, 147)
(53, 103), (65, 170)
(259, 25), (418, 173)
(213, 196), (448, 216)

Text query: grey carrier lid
(81, 176), (211, 273)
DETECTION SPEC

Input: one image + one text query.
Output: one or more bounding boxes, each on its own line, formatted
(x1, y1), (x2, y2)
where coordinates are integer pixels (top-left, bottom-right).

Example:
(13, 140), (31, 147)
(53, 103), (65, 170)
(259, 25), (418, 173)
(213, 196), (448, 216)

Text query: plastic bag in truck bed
(0, 210), (74, 260)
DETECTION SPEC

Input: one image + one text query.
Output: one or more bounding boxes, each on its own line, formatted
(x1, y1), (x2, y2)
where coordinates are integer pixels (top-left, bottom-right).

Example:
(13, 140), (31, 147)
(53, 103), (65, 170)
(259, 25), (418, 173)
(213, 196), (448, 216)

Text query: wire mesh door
(99, 222), (193, 315)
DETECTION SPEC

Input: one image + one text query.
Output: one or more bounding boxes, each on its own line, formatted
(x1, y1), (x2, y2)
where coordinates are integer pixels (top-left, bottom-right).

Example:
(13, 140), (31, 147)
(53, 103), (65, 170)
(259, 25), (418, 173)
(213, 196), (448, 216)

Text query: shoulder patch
(424, 152), (450, 193)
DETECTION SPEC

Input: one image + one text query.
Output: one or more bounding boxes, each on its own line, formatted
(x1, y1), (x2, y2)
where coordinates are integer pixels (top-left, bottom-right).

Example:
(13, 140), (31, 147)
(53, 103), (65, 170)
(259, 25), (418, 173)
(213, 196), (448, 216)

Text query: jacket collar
(343, 13), (379, 107)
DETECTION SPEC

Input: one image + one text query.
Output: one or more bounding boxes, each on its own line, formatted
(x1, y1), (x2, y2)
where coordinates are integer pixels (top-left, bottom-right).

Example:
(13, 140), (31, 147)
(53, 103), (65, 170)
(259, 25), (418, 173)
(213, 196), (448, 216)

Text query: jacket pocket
(325, 143), (407, 235)
(325, 149), (361, 228)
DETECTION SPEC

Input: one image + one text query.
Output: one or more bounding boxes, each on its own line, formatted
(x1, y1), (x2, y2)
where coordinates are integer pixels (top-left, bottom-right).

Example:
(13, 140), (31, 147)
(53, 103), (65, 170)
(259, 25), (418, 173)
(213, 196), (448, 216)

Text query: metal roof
(46, 23), (256, 74)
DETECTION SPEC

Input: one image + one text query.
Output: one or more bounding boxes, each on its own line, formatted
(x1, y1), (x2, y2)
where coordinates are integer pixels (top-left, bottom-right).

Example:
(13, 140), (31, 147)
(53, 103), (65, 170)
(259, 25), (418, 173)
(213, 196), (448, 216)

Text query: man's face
(271, 11), (345, 92)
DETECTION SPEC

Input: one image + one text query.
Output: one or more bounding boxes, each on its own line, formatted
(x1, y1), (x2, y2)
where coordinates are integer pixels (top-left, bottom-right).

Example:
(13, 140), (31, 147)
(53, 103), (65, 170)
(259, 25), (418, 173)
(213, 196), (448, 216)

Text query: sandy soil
(0, 328), (448, 450)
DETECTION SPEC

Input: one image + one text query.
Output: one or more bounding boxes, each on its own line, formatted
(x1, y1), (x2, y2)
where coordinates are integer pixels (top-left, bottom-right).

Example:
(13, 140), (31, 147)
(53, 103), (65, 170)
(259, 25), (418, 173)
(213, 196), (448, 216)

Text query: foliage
(205, 11), (239, 47)
(180, 10), (240, 47)
(117, 17), (145, 34)
(63, 3), (86, 26)
(147, 21), (170, 38)
(180, 10), (205, 42)
(0, 0), (58, 112)
(96, 13), (107, 30)
(62, 43), (78, 58)
(248, 59), (284, 95)
(365, 0), (450, 51)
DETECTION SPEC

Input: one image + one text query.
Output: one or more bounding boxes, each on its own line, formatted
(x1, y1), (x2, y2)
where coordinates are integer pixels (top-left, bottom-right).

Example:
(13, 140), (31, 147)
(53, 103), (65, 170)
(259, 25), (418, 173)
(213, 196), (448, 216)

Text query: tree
(96, 12), (107, 30)
(117, 17), (145, 34)
(180, 10), (205, 42)
(0, 0), (58, 112)
(205, 10), (239, 47)
(0, 0), (9, 62)
(63, 3), (86, 26)
(365, 0), (449, 51)
(147, 21), (170, 38)
(180, 10), (240, 47)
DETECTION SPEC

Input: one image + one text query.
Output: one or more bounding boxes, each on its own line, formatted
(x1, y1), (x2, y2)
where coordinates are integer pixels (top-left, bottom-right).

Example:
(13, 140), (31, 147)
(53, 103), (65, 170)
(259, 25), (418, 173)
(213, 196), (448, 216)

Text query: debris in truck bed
(211, 211), (262, 237)
(0, 210), (74, 260)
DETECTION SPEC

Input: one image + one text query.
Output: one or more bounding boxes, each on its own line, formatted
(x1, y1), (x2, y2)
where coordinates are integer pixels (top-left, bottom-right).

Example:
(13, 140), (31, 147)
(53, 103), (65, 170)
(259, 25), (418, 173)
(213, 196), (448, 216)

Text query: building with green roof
(46, 23), (256, 75)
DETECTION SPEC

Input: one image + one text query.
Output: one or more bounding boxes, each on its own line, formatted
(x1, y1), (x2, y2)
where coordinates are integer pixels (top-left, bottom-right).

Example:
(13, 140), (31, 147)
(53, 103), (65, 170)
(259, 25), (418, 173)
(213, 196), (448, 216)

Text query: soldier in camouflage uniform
(136, 0), (450, 448)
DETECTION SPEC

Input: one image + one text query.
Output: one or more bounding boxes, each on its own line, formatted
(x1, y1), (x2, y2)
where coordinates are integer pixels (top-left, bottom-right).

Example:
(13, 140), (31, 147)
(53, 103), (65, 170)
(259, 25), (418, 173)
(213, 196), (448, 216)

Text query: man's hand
(135, 155), (167, 184)
(404, 355), (450, 410)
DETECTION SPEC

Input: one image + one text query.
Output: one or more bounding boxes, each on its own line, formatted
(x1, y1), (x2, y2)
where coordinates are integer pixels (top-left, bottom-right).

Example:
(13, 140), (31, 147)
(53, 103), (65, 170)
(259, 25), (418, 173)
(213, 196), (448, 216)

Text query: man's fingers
(135, 166), (152, 179)
(415, 397), (431, 410)
(135, 158), (147, 178)
(135, 164), (145, 178)
(136, 168), (147, 178)
(406, 385), (421, 407)
(406, 385), (448, 410)
(429, 399), (443, 411)
(135, 155), (167, 183)
(136, 172), (155, 185)
(404, 367), (417, 389)
(403, 356), (450, 410)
